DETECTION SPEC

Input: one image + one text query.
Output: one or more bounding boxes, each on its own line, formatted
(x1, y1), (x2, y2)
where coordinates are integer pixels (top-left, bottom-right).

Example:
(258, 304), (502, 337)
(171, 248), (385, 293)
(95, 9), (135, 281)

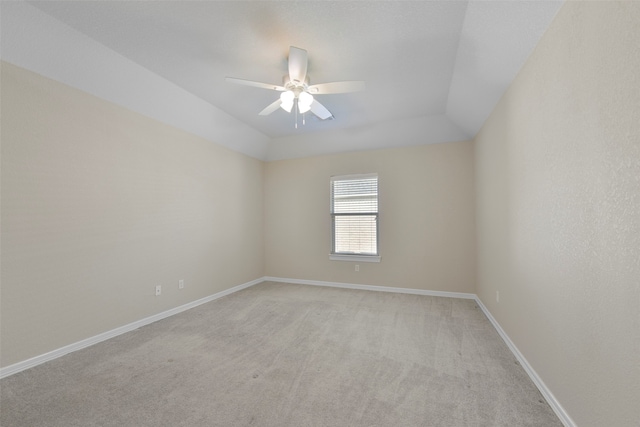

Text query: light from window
(330, 174), (378, 256)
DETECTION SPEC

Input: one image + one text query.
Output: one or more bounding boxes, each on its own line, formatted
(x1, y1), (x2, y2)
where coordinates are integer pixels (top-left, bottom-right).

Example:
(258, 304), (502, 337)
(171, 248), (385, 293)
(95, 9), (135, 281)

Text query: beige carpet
(0, 281), (562, 426)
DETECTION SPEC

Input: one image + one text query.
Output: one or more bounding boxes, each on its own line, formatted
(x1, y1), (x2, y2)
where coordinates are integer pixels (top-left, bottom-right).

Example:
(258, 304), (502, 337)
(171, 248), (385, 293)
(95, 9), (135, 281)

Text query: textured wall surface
(475, 1), (640, 426)
(1, 62), (265, 367)
(265, 142), (476, 294)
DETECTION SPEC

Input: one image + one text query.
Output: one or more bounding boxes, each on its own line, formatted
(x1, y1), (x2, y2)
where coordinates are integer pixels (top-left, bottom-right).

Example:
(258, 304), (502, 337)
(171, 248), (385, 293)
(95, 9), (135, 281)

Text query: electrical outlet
(355, 265), (359, 272)
(496, 291), (500, 303)
(179, 280), (184, 290)
(155, 285), (161, 296)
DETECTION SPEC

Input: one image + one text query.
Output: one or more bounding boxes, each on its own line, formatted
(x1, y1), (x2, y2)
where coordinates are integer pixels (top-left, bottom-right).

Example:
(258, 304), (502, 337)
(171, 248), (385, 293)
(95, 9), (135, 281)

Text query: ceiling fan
(226, 46), (365, 123)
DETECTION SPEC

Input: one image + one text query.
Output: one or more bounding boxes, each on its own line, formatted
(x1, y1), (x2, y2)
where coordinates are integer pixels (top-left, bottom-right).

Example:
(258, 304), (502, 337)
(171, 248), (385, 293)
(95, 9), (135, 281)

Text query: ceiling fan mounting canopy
(226, 46), (365, 121)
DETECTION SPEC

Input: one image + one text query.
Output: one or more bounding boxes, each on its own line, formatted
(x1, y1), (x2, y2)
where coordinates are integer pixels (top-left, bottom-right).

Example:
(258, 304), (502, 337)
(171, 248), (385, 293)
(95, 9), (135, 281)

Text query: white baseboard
(1, 275), (575, 427)
(264, 276), (477, 299)
(473, 297), (575, 427)
(0, 277), (263, 379)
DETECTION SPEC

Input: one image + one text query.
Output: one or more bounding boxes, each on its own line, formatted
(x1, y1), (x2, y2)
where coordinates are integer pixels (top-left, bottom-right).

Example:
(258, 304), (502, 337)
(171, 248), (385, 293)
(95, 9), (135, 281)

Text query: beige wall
(0, 62), (265, 367)
(475, 2), (640, 426)
(265, 142), (476, 293)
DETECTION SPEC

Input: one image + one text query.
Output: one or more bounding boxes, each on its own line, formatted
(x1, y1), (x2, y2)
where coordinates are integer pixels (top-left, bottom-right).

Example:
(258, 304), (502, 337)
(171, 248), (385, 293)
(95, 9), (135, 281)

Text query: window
(330, 174), (380, 262)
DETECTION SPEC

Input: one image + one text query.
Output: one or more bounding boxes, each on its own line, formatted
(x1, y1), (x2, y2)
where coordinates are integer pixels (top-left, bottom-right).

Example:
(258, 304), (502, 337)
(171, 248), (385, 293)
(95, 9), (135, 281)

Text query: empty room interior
(1, 1), (638, 426)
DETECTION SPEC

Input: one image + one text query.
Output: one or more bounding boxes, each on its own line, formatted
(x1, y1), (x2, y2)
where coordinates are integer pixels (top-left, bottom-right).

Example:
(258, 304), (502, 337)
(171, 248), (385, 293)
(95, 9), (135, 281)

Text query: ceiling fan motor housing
(283, 75), (310, 95)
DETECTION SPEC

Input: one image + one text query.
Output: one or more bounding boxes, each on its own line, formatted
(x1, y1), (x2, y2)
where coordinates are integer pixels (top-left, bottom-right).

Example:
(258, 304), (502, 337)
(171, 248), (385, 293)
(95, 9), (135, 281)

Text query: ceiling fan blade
(259, 99), (283, 116)
(309, 99), (333, 120)
(307, 81), (366, 94)
(226, 77), (285, 91)
(288, 46), (308, 84)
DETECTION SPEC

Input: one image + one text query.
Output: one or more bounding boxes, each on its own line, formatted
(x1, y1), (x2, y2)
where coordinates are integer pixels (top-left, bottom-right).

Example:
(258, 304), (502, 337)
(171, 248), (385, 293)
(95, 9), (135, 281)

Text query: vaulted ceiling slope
(1, 1), (563, 161)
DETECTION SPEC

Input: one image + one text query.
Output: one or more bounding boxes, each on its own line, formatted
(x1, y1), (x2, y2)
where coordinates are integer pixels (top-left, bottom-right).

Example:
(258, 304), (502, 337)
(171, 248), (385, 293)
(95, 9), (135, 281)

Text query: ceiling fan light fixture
(298, 102), (311, 114)
(298, 91), (313, 113)
(281, 101), (294, 113)
(280, 90), (294, 112)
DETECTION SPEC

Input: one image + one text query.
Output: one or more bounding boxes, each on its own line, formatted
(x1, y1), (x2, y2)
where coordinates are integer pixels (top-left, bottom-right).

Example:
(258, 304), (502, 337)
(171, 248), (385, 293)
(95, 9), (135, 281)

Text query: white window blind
(330, 174), (378, 256)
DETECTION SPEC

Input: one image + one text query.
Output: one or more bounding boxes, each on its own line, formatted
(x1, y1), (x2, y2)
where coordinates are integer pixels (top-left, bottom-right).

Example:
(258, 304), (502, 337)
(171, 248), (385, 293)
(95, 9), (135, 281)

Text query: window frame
(329, 173), (381, 263)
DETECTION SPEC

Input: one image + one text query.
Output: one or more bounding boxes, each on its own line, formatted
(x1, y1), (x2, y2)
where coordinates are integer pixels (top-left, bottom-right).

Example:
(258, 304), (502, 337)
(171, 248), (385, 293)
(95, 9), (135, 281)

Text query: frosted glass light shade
(280, 90), (294, 112)
(298, 91), (313, 113)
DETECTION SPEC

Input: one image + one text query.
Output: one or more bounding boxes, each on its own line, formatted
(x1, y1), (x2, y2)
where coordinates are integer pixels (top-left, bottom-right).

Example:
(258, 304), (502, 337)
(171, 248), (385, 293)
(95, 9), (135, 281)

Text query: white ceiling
(2, 1), (563, 160)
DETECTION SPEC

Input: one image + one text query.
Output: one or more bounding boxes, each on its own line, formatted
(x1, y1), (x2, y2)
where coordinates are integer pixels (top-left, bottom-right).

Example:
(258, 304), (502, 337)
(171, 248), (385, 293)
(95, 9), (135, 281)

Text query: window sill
(329, 254), (381, 263)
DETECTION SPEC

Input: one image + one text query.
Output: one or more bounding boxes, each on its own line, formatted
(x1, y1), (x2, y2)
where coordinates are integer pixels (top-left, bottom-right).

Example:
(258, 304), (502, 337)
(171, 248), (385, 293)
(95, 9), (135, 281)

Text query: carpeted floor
(0, 281), (562, 426)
